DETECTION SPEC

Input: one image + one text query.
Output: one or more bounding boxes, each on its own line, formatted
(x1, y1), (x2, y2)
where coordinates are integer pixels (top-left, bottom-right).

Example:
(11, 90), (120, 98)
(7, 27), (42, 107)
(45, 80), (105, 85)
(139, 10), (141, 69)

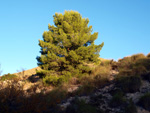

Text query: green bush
(91, 64), (111, 83)
(116, 75), (142, 93)
(109, 88), (124, 97)
(118, 69), (132, 76)
(117, 54), (148, 76)
(134, 58), (150, 71)
(118, 57), (132, 71)
(109, 93), (126, 108)
(138, 93), (150, 111)
(0, 73), (18, 81)
(124, 99), (137, 113)
(118, 65), (147, 76)
(43, 74), (71, 86)
(131, 53), (146, 62)
(75, 83), (95, 96)
(78, 74), (93, 84)
(45, 87), (68, 106)
(78, 69), (109, 88)
(131, 65), (147, 76)
(66, 98), (98, 113)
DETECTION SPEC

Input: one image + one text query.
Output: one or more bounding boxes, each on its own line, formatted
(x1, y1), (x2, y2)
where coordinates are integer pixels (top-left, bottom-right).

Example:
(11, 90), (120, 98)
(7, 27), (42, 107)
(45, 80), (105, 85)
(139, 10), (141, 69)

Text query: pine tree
(37, 11), (104, 85)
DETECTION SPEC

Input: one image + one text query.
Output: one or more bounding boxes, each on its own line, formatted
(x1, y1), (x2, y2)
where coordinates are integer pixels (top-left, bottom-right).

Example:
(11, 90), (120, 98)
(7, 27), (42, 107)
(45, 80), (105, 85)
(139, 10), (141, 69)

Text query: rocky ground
(59, 72), (150, 113)
(0, 67), (150, 113)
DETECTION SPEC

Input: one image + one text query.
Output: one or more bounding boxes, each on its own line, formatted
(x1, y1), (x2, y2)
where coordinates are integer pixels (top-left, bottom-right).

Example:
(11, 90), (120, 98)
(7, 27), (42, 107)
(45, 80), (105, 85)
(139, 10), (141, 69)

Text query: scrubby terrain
(0, 53), (150, 113)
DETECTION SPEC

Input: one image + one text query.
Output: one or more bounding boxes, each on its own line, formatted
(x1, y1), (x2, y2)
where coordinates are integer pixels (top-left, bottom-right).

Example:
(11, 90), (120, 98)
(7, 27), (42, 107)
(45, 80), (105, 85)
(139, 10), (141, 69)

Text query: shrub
(0, 73), (18, 81)
(19, 86), (68, 113)
(42, 74), (71, 86)
(117, 54), (147, 75)
(79, 65), (110, 84)
(134, 58), (150, 71)
(124, 99), (137, 113)
(141, 72), (150, 82)
(100, 59), (112, 66)
(78, 74), (93, 85)
(138, 93), (150, 111)
(68, 77), (79, 85)
(116, 75), (142, 93)
(74, 83), (95, 96)
(0, 81), (24, 113)
(45, 87), (68, 106)
(118, 65), (147, 77)
(109, 88), (124, 97)
(91, 65), (111, 79)
(118, 57), (132, 71)
(131, 65), (147, 76)
(93, 75), (109, 88)
(131, 53), (145, 62)
(147, 53), (150, 58)
(118, 69), (133, 76)
(0, 79), (68, 113)
(109, 93), (126, 108)
(66, 98), (98, 113)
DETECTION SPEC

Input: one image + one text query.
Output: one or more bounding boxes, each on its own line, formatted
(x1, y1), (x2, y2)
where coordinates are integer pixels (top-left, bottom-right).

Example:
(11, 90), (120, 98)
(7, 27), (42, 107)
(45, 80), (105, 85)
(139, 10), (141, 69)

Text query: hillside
(0, 54), (150, 113)
(14, 67), (41, 77)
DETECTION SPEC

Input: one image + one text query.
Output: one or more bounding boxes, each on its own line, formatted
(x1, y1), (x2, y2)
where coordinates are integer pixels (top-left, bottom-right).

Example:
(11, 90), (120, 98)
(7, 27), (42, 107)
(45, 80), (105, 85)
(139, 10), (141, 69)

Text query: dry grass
(14, 67), (41, 79)
(0, 79), (68, 113)
(117, 53), (150, 76)
(91, 65), (111, 77)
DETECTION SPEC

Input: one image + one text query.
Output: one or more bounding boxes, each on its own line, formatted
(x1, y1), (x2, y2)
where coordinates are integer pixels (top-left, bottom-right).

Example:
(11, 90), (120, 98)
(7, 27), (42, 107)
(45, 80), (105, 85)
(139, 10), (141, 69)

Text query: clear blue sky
(0, 0), (150, 75)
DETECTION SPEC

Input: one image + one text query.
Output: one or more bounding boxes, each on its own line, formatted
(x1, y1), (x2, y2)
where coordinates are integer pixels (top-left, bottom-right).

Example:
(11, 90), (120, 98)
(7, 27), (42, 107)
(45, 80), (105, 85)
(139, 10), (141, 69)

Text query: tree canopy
(37, 11), (104, 85)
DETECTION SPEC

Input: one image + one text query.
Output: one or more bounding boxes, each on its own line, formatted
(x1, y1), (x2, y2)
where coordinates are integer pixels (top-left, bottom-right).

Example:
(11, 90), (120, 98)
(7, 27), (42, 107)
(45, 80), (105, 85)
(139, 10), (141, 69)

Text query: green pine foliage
(37, 11), (104, 85)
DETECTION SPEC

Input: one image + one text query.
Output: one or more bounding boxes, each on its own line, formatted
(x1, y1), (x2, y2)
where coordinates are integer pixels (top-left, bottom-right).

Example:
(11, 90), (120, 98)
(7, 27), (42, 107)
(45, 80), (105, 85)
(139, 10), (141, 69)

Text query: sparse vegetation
(134, 58), (150, 71)
(0, 52), (150, 112)
(124, 99), (137, 113)
(66, 98), (98, 113)
(131, 53), (146, 61)
(45, 86), (68, 106)
(138, 93), (150, 111)
(117, 53), (150, 77)
(115, 75), (142, 93)
(91, 64), (111, 79)
(0, 73), (18, 81)
(110, 93), (126, 108)
(0, 80), (68, 113)
(74, 83), (95, 96)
